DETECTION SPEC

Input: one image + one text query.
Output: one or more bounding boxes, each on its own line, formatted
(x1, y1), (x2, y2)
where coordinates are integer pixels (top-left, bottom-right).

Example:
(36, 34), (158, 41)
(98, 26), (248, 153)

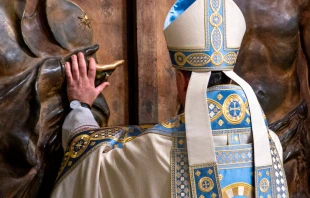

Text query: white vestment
(52, 86), (285, 198)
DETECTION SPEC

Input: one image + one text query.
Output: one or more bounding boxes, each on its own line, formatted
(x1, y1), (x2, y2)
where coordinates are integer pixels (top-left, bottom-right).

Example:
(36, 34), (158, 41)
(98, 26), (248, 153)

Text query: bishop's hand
(65, 52), (110, 106)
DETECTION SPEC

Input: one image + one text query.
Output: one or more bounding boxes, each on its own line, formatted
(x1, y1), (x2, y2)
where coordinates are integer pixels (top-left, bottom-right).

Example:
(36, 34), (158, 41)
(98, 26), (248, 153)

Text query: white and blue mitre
(163, 0), (289, 197)
(164, 0), (244, 71)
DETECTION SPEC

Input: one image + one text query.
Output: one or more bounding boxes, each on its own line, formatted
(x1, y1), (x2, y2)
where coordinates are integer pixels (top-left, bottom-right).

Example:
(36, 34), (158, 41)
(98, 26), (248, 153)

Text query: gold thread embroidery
(218, 119), (224, 126)
(210, 0), (221, 13)
(187, 53), (211, 66)
(221, 182), (254, 198)
(211, 27), (223, 52)
(174, 52), (187, 66)
(211, 51), (224, 66)
(259, 178), (270, 193)
(207, 99), (223, 121)
(69, 134), (91, 158)
(217, 94), (223, 100)
(246, 118), (251, 124)
(210, 13), (222, 27)
(223, 52), (237, 65)
(198, 177), (214, 192)
(223, 94), (246, 125)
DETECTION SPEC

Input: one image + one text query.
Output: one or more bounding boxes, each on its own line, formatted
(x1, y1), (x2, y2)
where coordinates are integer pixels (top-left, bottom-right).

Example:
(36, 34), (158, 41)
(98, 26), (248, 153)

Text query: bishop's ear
(176, 70), (191, 106)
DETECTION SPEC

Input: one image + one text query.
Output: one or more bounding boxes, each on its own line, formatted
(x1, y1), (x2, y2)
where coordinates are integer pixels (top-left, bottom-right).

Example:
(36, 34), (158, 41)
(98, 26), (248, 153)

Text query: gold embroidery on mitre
(211, 51), (224, 66)
(224, 52), (237, 65)
(174, 52), (187, 66)
(210, 0), (221, 13)
(210, 13), (222, 27)
(187, 53), (211, 66)
(211, 28), (223, 52)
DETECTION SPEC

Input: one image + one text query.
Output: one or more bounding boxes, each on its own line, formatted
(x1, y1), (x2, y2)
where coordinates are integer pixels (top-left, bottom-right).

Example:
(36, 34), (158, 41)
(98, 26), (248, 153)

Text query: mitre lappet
(164, 0), (289, 197)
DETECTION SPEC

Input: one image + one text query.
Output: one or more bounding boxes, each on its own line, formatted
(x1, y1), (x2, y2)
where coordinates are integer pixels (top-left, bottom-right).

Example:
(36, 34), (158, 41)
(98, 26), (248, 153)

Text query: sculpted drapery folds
(0, 0), (110, 197)
(234, 0), (310, 197)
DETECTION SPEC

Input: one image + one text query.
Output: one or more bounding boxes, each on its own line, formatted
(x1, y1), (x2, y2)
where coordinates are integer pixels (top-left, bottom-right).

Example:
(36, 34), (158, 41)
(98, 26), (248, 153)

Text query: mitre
(164, 0), (246, 71)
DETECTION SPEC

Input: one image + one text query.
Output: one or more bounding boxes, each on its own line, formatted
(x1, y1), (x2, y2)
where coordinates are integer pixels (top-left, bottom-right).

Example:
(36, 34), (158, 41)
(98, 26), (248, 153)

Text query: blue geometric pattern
(170, 136), (256, 198)
(208, 99), (222, 121)
(206, 85), (268, 133)
(255, 166), (274, 197)
(189, 163), (221, 198)
(227, 133), (241, 145)
(215, 144), (253, 166)
(148, 84), (268, 145)
(169, 134), (289, 198)
(148, 84), (287, 197)
(270, 139), (289, 198)
(167, 0), (240, 71)
(171, 135), (192, 198)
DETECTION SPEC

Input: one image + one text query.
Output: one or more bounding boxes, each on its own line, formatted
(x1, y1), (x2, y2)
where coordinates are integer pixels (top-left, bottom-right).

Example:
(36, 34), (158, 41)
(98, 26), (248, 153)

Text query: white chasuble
(52, 131), (172, 198)
(52, 85), (286, 198)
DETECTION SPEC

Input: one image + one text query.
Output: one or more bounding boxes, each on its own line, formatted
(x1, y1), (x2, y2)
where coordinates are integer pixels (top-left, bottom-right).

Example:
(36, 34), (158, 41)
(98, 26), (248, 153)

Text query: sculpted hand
(65, 52), (110, 106)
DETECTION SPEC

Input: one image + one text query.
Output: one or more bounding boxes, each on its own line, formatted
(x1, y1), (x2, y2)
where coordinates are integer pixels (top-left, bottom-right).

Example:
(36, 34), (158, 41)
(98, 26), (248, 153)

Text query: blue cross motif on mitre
(164, 0), (245, 71)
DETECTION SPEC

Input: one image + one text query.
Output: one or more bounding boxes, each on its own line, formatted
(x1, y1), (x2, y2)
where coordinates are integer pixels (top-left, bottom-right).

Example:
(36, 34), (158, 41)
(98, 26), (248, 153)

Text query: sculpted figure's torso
(234, 0), (307, 123)
(234, 0), (310, 196)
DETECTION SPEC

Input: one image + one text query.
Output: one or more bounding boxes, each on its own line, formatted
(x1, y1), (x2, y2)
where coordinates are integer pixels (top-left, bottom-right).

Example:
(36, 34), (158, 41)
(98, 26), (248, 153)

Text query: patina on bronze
(95, 60), (124, 85)
(1, 0), (310, 197)
(0, 0), (121, 197)
(233, 0), (310, 197)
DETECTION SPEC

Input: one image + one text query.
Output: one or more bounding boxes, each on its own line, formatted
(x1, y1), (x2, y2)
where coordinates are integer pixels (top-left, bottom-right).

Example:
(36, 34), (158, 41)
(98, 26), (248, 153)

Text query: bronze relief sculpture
(0, 0), (119, 197)
(0, 0), (309, 197)
(234, 0), (310, 197)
